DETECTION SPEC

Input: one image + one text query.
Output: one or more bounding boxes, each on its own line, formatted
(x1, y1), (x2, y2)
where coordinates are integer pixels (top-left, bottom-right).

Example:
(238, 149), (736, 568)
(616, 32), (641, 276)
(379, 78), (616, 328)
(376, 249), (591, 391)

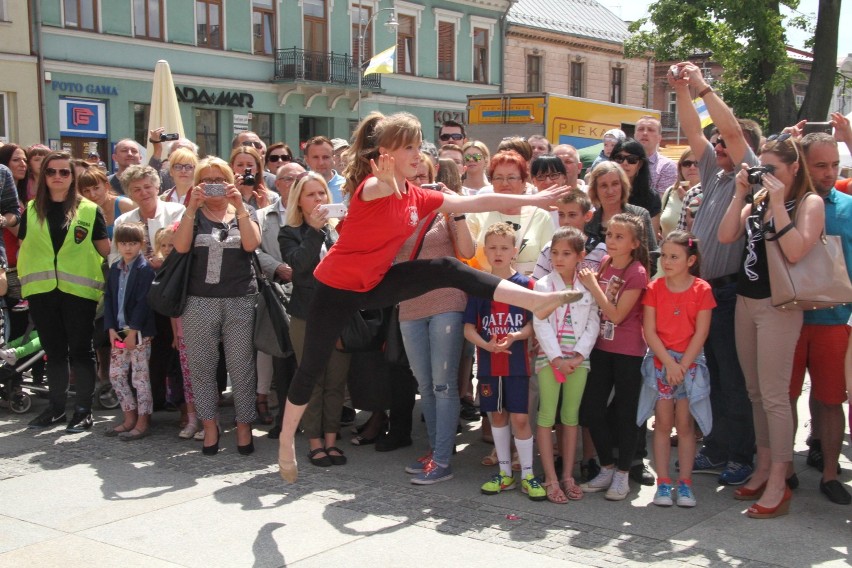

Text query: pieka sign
(175, 87), (254, 108)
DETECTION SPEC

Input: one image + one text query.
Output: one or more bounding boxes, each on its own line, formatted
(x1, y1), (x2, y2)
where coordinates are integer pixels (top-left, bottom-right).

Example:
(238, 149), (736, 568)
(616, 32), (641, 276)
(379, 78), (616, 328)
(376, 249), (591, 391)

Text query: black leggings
(580, 349), (643, 471)
(288, 257), (500, 405)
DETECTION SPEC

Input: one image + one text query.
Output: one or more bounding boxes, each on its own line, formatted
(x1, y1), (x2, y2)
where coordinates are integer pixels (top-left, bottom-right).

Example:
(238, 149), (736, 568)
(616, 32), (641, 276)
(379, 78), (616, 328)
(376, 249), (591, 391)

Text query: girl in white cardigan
(533, 227), (600, 503)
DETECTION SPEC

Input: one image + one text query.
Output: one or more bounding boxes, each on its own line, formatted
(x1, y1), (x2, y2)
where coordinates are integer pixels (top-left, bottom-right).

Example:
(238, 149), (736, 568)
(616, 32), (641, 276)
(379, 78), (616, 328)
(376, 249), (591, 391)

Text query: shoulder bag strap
(409, 212), (439, 261)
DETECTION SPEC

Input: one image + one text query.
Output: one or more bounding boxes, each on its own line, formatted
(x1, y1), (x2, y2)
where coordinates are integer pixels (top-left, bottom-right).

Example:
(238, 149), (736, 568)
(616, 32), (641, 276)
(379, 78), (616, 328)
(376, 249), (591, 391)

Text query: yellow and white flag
(363, 45), (396, 76)
(693, 97), (713, 128)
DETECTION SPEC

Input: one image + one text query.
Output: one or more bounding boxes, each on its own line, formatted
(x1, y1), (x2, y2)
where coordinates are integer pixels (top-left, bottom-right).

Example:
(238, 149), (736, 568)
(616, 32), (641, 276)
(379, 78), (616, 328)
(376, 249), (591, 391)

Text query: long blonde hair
(285, 172), (332, 227)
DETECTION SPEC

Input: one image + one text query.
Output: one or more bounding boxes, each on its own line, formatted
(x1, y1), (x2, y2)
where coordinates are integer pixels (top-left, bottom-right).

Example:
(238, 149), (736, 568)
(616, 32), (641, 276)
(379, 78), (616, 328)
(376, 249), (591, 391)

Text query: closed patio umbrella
(146, 60), (185, 158)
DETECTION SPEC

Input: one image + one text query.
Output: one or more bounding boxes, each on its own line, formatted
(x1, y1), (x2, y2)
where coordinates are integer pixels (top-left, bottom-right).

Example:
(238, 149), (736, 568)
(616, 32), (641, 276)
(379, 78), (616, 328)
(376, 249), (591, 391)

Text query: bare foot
(279, 438), (298, 483)
(533, 290), (583, 320)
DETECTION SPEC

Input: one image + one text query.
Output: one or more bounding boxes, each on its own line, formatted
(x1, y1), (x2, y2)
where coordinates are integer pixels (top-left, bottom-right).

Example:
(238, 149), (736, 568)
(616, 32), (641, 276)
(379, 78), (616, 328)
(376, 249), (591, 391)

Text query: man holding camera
(671, 61), (761, 486)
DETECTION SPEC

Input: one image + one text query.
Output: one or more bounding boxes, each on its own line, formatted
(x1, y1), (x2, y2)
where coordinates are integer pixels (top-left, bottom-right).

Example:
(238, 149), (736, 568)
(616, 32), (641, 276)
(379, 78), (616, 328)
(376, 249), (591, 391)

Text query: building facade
(0, 1), (40, 144)
(2, 0), (509, 162)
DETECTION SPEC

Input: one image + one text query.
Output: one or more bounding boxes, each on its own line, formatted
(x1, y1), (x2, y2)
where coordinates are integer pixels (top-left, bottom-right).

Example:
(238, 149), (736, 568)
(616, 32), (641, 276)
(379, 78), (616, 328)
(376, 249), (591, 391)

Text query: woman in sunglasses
(461, 141), (492, 195)
(265, 142), (293, 174)
(18, 151), (111, 432)
(611, 139), (662, 239)
(657, 150), (703, 257)
(718, 134), (824, 519)
(172, 157), (262, 457)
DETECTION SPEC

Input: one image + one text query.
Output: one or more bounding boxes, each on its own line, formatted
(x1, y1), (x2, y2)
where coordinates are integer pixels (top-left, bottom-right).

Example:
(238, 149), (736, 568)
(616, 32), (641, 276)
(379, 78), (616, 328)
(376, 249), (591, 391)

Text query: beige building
(504, 0), (652, 109)
(0, 2), (41, 145)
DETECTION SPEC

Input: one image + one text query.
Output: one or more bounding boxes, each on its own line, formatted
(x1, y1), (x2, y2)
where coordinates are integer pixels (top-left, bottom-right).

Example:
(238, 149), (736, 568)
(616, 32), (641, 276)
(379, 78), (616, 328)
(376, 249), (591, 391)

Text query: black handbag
(338, 308), (386, 353)
(252, 254), (293, 358)
(147, 217), (198, 317)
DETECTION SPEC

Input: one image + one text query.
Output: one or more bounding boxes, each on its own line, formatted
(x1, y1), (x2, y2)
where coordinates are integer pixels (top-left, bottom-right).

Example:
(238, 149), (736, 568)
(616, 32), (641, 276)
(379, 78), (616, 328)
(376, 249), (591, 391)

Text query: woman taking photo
(77, 168), (135, 239)
(718, 135), (824, 519)
(584, 162), (658, 255)
(461, 141), (491, 195)
(610, 139), (662, 237)
(277, 112), (580, 483)
(280, 172), (350, 467)
(19, 151), (110, 431)
(160, 148), (198, 206)
(173, 157), (262, 456)
(229, 146), (277, 210)
(468, 150), (555, 276)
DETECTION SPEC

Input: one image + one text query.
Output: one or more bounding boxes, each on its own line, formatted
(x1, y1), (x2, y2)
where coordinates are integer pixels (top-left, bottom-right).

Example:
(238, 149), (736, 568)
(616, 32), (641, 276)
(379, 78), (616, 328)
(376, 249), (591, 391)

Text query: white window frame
(0, 92), (9, 143)
(394, 0), (423, 75)
(469, 15), (495, 85)
(668, 91), (677, 114)
(433, 8), (462, 81)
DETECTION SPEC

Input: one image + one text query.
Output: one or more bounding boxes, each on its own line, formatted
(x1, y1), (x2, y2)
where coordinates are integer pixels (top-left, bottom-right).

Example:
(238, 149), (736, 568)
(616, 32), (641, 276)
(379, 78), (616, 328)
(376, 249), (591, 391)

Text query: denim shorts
(655, 364), (696, 402)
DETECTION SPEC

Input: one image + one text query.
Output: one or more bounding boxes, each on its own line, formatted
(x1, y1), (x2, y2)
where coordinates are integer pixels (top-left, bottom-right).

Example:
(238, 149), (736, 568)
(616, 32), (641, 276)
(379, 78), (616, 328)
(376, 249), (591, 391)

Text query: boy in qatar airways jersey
(464, 222), (544, 501)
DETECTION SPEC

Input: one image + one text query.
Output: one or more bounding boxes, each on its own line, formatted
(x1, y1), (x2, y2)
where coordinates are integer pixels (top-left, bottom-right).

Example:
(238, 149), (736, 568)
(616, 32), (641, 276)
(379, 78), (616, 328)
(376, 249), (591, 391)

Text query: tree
(624, 0), (840, 133)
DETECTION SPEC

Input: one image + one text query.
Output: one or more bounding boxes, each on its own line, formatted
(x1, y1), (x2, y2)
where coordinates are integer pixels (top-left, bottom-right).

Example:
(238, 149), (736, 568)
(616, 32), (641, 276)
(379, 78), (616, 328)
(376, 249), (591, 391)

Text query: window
(0, 2), (8, 22)
(0, 93), (8, 143)
(611, 67), (623, 104)
(795, 94), (805, 108)
(196, 0), (222, 49)
(667, 91), (677, 114)
(64, 0), (97, 31)
(351, 4), (372, 66)
(437, 21), (455, 80)
(196, 109), (219, 158)
(134, 0), (162, 40)
(253, 0), (274, 55)
(570, 61), (584, 97)
(249, 112), (273, 144)
(527, 55), (542, 93)
(473, 28), (488, 84)
(303, 0), (328, 81)
(396, 14), (415, 75)
(133, 103), (151, 148)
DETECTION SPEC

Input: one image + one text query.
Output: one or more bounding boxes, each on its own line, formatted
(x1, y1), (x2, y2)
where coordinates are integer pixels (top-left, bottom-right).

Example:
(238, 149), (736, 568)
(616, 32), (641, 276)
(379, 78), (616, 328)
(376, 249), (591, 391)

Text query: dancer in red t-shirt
(278, 112), (581, 483)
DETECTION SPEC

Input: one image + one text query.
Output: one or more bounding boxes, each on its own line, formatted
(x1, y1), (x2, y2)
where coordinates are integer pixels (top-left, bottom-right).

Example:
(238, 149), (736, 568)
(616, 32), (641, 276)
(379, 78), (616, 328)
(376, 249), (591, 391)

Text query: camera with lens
(746, 165), (775, 185)
(242, 167), (257, 187)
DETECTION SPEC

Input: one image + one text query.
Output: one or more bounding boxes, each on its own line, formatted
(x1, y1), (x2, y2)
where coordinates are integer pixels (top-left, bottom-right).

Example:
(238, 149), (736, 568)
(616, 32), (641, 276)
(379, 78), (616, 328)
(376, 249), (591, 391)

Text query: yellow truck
(466, 93), (659, 164)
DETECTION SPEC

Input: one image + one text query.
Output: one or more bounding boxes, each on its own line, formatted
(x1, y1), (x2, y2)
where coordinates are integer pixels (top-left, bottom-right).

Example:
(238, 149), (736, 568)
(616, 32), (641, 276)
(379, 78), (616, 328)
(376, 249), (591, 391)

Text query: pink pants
(109, 337), (153, 415)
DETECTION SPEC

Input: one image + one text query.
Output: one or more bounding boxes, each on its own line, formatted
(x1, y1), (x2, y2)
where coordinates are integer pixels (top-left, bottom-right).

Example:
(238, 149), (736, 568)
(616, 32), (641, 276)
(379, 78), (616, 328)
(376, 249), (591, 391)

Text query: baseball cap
(331, 138), (350, 152)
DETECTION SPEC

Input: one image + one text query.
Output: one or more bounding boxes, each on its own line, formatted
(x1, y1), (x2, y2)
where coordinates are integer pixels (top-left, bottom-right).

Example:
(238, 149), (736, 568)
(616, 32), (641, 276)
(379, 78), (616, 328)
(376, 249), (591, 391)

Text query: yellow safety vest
(18, 199), (105, 301)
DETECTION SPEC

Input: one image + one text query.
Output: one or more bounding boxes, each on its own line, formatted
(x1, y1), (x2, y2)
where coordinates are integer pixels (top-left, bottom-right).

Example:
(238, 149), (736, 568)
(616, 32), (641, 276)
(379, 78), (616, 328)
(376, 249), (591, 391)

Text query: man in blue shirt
(304, 136), (345, 205)
(789, 128), (852, 505)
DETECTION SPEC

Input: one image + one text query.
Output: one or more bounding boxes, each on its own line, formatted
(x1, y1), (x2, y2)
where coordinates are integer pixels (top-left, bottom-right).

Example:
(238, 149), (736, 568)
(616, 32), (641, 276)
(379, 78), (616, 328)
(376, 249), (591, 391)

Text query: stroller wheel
(96, 382), (120, 410)
(10, 391), (32, 414)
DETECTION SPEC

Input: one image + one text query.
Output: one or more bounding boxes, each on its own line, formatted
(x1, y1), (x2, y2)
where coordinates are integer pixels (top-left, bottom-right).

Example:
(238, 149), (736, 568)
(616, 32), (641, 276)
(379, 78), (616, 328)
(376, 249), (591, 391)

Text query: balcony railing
(274, 48), (381, 90)
(661, 110), (678, 130)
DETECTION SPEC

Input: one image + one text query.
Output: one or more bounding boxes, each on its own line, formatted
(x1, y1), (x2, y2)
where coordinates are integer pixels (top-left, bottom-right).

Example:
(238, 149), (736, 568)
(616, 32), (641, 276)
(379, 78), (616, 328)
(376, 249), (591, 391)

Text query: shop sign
(233, 113), (249, 135)
(434, 110), (465, 125)
(175, 87), (254, 108)
(59, 98), (107, 138)
(51, 82), (119, 96)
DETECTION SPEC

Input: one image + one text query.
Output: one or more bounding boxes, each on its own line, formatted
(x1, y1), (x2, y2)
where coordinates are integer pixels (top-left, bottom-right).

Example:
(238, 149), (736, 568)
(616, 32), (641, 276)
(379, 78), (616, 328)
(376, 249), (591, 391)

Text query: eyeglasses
(613, 154), (641, 165)
(409, 174), (430, 182)
(491, 176), (521, 184)
(172, 163), (195, 172)
(464, 153), (484, 163)
(439, 133), (464, 142)
(200, 177), (227, 184)
(534, 172), (564, 182)
(713, 137), (727, 149)
(268, 154), (292, 163)
(241, 141), (263, 150)
(277, 176), (298, 184)
(45, 167), (72, 178)
(681, 160), (698, 168)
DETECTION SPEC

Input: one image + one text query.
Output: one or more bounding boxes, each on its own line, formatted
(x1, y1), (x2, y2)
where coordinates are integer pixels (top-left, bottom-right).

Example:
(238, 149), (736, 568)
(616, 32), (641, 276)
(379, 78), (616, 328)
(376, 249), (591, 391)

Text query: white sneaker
(581, 467), (615, 492)
(179, 422), (201, 440)
(605, 470), (631, 501)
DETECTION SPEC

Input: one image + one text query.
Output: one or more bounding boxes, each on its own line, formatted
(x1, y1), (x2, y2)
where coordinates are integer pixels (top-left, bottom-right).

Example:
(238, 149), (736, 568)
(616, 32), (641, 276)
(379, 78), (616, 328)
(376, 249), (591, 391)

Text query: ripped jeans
(400, 311), (464, 466)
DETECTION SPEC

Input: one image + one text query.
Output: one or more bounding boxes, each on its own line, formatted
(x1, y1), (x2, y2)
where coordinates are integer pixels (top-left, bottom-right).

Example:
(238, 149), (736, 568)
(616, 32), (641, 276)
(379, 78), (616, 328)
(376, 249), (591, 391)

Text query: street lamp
(356, 6), (398, 119)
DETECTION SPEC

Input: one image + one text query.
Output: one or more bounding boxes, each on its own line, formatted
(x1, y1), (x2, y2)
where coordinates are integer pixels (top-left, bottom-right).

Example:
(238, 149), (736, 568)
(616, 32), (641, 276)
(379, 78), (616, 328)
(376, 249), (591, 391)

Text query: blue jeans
(400, 311), (464, 466)
(702, 283), (755, 465)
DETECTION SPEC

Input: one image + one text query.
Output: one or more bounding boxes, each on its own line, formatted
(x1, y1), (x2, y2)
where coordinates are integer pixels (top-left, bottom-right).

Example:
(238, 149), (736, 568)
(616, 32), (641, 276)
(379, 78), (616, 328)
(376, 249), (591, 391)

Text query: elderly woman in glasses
(468, 150), (555, 276)
(462, 141), (492, 195)
(172, 157), (262, 457)
(18, 151), (111, 432)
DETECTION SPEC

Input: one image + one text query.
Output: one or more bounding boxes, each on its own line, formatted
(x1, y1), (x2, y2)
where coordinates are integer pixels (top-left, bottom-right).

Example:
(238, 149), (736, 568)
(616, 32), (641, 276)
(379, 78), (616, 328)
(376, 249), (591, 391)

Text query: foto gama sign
(175, 87), (254, 108)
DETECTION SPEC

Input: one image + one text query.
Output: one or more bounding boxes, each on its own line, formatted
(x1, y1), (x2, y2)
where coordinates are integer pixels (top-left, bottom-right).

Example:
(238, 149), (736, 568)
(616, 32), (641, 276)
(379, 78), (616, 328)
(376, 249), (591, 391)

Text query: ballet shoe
(747, 486), (792, 519)
(734, 480), (767, 500)
(279, 458), (298, 483)
(534, 290), (583, 320)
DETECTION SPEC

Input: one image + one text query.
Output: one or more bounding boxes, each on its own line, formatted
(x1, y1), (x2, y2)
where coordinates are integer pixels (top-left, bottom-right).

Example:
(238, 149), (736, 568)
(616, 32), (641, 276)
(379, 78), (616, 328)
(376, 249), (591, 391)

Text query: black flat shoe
(267, 425), (281, 439)
(326, 446), (347, 466)
(820, 479), (852, 505)
(308, 447), (332, 467)
(202, 430), (220, 456)
(237, 437), (255, 456)
(786, 473), (799, 490)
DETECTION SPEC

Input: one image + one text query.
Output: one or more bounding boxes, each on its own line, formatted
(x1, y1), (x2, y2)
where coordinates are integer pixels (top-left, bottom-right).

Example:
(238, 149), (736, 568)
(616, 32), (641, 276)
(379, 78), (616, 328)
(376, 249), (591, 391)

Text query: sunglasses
(241, 141), (263, 150)
(613, 154), (641, 165)
(464, 153), (484, 163)
(268, 154), (292, 163)
(172, 163), (195, 172)
(45, 167), (72, 178)
(764, 132), (800, 162)
(681, 160), (698, 168)
(713, 137), (727, 148)
(439, 133), (464, 142)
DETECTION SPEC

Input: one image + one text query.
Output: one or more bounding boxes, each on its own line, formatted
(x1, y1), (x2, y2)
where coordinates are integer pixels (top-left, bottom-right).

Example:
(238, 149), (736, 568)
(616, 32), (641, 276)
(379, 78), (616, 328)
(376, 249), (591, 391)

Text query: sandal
(104, 424), (132, 437)
(543, 481), (569, 504)
(481, 448), (499, 466)
(256, 398), (273, 425)
(561, 477), (584, 500)
(308, 447), (332, 467)
(326, 446), (347, 466)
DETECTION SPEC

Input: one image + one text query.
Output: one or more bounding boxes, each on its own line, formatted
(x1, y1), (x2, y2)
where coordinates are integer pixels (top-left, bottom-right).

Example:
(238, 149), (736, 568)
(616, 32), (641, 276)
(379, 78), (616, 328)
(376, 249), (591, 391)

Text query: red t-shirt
(643, 276), (716, 353)
(836, 178), (851, 195)
(313, 176), (445, 292)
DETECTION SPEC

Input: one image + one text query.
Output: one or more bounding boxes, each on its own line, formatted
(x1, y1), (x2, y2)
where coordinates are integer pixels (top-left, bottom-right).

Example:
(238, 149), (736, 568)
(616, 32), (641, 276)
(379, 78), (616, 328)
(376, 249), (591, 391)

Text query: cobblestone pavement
(1, 394), (850, 567)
